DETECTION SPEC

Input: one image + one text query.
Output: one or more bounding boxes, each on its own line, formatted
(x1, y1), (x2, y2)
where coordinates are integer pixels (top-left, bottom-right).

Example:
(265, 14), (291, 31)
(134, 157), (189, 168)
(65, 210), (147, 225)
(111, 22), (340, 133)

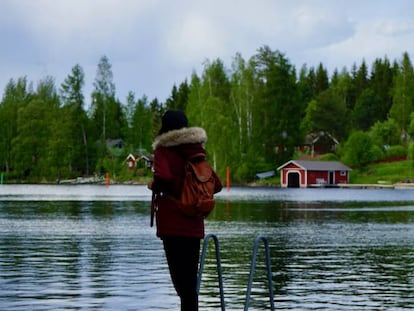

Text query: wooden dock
(394, 183), (414, 189)
(337, 183), (395, 189)
(336, 183), (414, 189)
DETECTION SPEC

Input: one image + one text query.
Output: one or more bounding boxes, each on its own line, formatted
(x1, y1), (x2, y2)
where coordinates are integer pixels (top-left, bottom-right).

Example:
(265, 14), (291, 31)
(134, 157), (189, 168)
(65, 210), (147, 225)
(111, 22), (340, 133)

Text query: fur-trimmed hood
(152, 127), (207, 150)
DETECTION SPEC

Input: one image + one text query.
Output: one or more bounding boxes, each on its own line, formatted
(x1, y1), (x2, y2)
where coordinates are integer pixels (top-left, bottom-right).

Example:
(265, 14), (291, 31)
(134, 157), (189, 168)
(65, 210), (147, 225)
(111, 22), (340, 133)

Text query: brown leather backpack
(178, 153), (216, 217)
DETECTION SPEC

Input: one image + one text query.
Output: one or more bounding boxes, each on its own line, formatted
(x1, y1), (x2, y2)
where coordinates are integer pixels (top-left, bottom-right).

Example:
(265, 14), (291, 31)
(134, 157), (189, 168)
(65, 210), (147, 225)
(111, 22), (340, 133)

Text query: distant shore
(3, 180), (414, 189)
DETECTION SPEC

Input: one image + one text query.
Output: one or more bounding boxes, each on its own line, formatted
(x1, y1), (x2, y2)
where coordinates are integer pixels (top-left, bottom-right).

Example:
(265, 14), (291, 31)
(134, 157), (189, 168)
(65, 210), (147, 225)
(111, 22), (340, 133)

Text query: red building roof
(278, 160), (352, 172)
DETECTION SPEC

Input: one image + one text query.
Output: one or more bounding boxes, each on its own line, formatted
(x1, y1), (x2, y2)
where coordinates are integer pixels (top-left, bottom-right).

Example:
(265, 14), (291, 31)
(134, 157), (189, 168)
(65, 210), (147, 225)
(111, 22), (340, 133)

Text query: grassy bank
(350, 159), (414, 185)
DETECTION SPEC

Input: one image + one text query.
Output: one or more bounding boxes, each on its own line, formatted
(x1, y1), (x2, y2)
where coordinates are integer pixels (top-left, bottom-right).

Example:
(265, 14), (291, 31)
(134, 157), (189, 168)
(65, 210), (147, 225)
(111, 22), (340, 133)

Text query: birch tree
(390, 52), (414, 135)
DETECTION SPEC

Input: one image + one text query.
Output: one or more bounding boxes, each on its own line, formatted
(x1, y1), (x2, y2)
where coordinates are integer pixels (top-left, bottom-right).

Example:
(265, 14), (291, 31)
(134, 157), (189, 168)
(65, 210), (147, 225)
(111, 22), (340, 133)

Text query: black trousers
(162, 236), (201, 311)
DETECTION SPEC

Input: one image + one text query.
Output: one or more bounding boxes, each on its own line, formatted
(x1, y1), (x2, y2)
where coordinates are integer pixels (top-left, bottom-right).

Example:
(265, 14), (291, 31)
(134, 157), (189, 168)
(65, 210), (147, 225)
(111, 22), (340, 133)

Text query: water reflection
(0, 200), (172, 310)
(0, 189), (414, 310)
(205, 200), (414, 310)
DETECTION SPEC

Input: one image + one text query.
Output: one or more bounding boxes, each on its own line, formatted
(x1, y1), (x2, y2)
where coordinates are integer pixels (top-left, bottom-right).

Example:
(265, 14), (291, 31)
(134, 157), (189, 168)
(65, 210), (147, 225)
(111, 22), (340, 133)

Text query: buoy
(226, 166), (230, 192)
(105, 172), (110, 187)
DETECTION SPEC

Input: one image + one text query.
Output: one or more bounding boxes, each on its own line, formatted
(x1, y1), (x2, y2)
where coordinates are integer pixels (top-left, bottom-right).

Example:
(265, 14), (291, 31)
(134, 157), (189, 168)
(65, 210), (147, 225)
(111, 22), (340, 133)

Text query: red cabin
(125, 154), (137, 171)
(277, 160), (352, 188)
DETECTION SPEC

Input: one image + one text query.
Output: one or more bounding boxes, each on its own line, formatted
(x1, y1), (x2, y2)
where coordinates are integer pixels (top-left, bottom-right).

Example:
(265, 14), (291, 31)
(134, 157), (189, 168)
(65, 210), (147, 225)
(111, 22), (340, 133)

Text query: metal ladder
(244, 236), (275, 311)
(197, 234), (275, 310)
(197, 233), (226, 311)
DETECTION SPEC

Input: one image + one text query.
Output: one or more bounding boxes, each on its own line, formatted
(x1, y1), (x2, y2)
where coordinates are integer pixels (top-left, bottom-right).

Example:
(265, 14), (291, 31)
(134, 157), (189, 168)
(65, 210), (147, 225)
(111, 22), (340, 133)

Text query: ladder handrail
(198, 234), (275, 311)
(197, 233), (226, 311)
(244, 235), (275, 311)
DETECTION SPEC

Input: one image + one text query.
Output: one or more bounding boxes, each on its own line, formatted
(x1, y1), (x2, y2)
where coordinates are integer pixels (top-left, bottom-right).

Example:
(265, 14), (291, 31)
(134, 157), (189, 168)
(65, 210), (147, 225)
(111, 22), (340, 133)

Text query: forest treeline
(1, 45), (414, 183)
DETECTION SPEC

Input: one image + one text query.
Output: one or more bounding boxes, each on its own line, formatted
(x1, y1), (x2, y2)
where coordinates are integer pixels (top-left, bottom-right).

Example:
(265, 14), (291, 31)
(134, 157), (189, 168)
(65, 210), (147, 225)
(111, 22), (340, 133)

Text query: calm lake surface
(1, 185), (414, 310)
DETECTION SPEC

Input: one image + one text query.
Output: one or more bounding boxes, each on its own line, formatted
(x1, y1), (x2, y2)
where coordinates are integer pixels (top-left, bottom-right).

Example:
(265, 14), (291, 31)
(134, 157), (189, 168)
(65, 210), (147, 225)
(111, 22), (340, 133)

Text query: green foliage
(301, 88), (349, 140)
(318, 153), (339, 161)
(342, 131), (375, 168)
(150, 98), (162, 138)
(371, 145), (385, 162)
(385, 145), (407, 158)
(251, 46), (302, 165)
(408, 142), (414, 163)
(12, 81), (59, 180)
(370, 57), (394, 120)
(315, 63), (329, 94)
(232, 162), (253, 182)
(131, 96), (153, 152)
(408, 112), (414, 138)
(353, 60), (369, 101)
(165, 80), (190, 111)
(0, 77), (31, 174)
(2, 49), (414, 183)
(90, 55), (127, 144)
(390, 52), (414, 131)
(297, 65), (316, 103)
(369, 118), (400, 149)
(352, 88), (382, 131)
(59, 64), (90, 176)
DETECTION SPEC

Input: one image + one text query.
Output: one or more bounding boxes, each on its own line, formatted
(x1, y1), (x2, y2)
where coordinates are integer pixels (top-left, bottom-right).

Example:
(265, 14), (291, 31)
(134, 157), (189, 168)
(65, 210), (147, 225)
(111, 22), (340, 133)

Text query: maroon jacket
(151, 127), (222, 239)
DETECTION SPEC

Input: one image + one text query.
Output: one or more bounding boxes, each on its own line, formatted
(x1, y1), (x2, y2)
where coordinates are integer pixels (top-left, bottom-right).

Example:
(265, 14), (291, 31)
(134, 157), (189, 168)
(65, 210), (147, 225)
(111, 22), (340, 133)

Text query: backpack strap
(150, 191), (157, 227)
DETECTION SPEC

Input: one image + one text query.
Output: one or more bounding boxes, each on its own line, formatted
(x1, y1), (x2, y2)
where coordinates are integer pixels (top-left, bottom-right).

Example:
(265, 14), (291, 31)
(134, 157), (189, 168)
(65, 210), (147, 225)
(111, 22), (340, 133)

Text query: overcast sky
(1, 0), (414, 105)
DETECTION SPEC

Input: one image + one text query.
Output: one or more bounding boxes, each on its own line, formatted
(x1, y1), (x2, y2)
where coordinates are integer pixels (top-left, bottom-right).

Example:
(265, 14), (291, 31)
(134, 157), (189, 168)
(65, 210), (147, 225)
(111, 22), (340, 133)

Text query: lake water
(1, 185), (414, 310)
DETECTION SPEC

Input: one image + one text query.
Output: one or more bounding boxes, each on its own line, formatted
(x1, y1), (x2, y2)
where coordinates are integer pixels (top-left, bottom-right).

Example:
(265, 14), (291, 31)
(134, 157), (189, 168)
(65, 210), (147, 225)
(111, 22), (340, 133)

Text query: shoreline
(2, 181), (414, 190)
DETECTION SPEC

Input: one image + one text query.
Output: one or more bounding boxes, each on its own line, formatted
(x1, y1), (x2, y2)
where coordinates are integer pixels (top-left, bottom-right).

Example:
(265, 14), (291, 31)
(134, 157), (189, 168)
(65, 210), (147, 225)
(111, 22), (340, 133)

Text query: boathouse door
(329, 171), (334, 185)
(287, 172), (300, 188)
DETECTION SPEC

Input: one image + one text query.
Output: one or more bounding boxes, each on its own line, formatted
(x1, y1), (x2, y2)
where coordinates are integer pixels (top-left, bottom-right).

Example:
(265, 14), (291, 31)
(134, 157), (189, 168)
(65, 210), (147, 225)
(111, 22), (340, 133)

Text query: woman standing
(149, 109), (222, 311)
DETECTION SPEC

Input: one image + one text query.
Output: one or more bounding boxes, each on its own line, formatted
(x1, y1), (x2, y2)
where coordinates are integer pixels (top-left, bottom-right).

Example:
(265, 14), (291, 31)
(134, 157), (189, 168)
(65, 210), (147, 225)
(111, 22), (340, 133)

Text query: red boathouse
(277, 160), (352, 188)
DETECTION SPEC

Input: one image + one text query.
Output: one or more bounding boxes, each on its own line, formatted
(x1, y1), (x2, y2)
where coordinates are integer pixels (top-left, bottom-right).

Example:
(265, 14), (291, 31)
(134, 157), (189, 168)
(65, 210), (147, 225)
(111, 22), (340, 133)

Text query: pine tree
(251, 46), (301, 165)
(59, 64), (90, 175)
(132, 95), (152, 152)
